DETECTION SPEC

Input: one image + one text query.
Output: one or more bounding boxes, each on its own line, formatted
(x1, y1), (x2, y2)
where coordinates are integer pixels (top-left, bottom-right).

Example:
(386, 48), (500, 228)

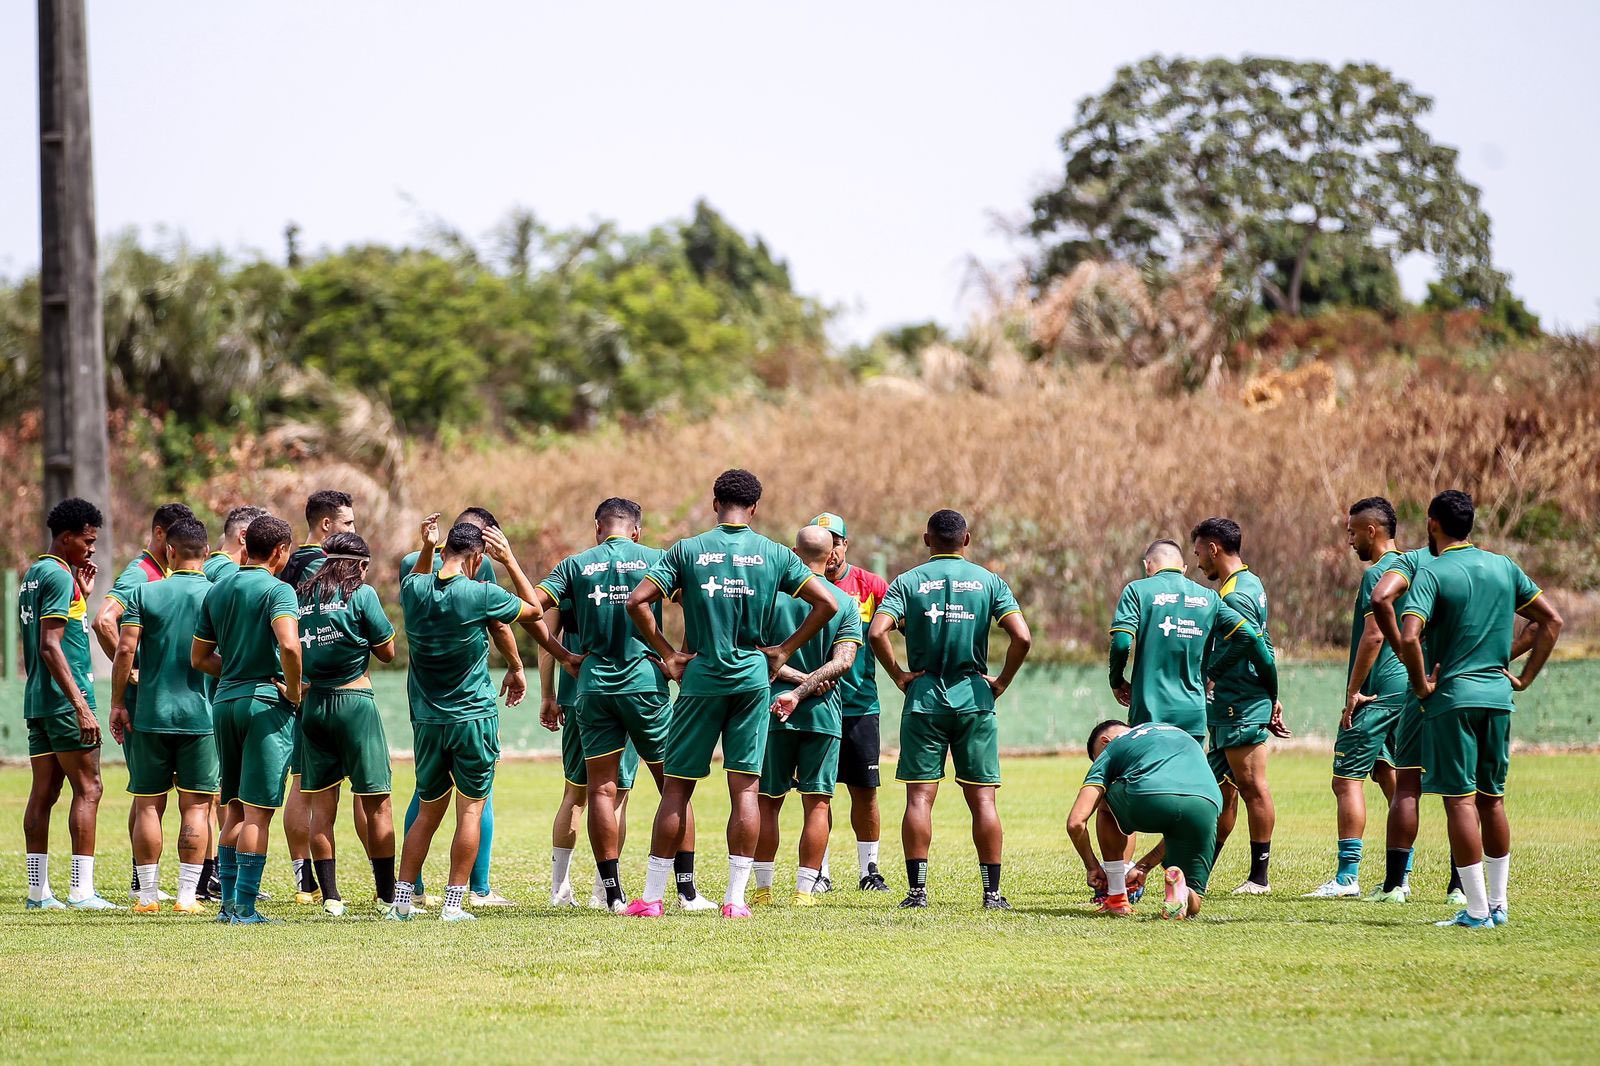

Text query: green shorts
(290, 727), (304, 778)
(1332, 698), (1403, 779)
(578, 690), (670, 765)
(1379, 699), (1423, 771)
(1110, 791), (1219, 895)
(27, 710), (99, 758)
(413, 716), (499, 801)
(896, 710), (1000, 786)
(760, 728), (841, 797)
(298, 688), (392, 795)
(664, 689), (770, 778)
(560, 703), (639, 790)
(126, 729), (219, 795)
(1206, 720), (1270, 785)
(1422, 706), (1510, 797)
(213, 693), (296, 808)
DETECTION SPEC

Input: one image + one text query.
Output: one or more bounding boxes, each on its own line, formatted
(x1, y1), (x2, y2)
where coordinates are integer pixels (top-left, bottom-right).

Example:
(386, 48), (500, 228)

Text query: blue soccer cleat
(1434, 909), (1494, 929)
(25, 896), (66, 911)
(1489, 905), (1509, 926)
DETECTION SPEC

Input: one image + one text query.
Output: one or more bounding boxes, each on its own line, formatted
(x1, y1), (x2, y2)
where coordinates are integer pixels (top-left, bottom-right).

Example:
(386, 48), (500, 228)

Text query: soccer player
(191, 514), (303, 924)
(753, 525), (862, 906)
(535, 498), (710, 912)
(109, 517), (217, 914)
(1190, 517), (1286, 895)
(294, 532), (399, 916)
(92, 501), (195, 901)
(623, 469), (839, 919)
(1066, 721), (1224, 919)
(280, 489), (357, 905)
(398, 505), (516, 907)
(868, 508), (1032, 911)
(1304, 497), (1411, 900)
(811, 511), (892, 892)
(1392, 490), (1562, 928)
(20, 498), (117, 911)
(388, 516), (577, 922)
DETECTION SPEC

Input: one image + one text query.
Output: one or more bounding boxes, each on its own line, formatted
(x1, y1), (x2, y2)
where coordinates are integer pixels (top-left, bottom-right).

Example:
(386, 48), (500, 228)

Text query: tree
(1030, 56), (1507, 317)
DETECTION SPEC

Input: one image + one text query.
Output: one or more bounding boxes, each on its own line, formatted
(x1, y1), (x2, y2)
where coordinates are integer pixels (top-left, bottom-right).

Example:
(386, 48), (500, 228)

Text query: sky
(2, 0), (1597, 342)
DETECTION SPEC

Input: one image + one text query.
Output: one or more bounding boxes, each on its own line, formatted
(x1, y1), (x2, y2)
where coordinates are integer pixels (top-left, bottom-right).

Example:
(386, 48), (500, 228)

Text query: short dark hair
(1428, 489), (1475, 539)
(456, 506), (498, 530)
(244, 515), (293, 560)
(1086, 719), (1128, 752)
(47, 498), (103, 537)
(1348, 496), (1397, 538)
(1144, 538), (1182, 562)
(152, 502), (196, 533)
(927, 509), (968, 550)
(1190, 517), (1242, 555)
(712, 469), (762, 508)
(595, 497), (642, 525)
(222, 505), (269, 540)
(164, 517), (209, 558)
(445, 522), (486, 556)
(305, 490), (354, 526)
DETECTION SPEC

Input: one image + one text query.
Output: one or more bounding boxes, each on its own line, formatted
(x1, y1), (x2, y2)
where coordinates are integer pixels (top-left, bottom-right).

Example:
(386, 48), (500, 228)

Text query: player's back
(542, 537), (664, 695)
(200, 565), (299, 700)
(1407, 544), (1539, 713)
(767, 576), (859, 728)
(1207, 567), (1272, 709)
(1112, 568), (1222, 734)
(204, 552), (238, 583)
(298, 582), (394, 689)
(400, 571), (522, 720)
(128, 572), (211, 729)
(1092, 722), (1222, 810)
(882, 554), (1020, 714)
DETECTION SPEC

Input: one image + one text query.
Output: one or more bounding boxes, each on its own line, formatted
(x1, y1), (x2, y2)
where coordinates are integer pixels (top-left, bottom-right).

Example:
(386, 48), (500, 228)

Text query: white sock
(177, 862), (203, 906)
(753, 861), (776, 890)
(725, 855), (754, 907)
(1103, 859), (1129, 897)
(443, 883), (467, 914)
(797, 866), (820, 895)
(643, 854), (674, 903)
(1484, 853), (1510, 910)
(857, 840), (880, 876)
(593, 870), (606, 899)
(27, 853), (50, 902)
(291, 858), (305, 886)
(68, 854), (95, 903)
(819, 849), (830, 881)
(136, 863), (160, 905)
(393, 879), (414, 915)
(551, 847), (574, 893)
(1457, 860), (1489, 919)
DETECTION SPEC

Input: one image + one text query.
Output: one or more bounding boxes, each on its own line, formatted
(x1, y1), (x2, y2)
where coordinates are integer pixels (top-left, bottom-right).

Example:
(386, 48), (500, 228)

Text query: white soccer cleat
(588, 891), (609, 910)
(468, 891), (514, 907)
(550, 882), (579, 908)
(1231, 880), (1271, 895)
(1301, 878), (1361, 899)
(676, 893), (718, 912)
(608, 898), (628, 914)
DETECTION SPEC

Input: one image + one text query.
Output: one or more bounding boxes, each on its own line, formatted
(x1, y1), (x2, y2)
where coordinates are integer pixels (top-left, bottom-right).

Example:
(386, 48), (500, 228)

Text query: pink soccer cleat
(1161, 867), (1189, 920)
(720, 902), (752, 919)
(623, 898), (664, 918)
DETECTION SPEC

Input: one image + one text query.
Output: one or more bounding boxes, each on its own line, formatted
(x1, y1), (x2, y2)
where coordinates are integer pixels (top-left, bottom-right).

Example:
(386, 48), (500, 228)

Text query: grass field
(1, 752), (1596, 1064)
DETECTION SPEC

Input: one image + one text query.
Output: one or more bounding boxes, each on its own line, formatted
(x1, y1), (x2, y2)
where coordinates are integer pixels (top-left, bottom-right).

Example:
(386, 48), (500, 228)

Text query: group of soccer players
(15, 469), (1560, 928)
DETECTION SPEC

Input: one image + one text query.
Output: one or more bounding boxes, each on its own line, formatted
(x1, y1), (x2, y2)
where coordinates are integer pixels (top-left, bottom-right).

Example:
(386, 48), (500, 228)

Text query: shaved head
(794, 525), (834, 565)
(1144, 539), (1183, 568)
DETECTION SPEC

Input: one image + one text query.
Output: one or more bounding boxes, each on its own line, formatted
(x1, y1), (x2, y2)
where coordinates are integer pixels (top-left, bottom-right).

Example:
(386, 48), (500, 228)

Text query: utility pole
(37, 0), (112, 587)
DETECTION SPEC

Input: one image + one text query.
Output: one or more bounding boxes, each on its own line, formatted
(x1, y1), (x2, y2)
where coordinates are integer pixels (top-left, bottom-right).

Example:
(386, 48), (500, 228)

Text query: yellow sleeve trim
(534, 582), (559, 601)
(995, 608), (1022, 621)
(1400, 609), (1428, 624)
(371, 633), (396, 648)
(641, 573), (670, 597)
(833, 636), (865, 646)
(118, 621), (143, 629)
(39, 613), (71, 621)
(791, 573), (815, 597)
(192, 637), (216, 646)
(103, 592), (128, 608)
(1082, 782), (1105, 792)
(1108, 626), (1135, 636)
(1222, 618), (1247, 639)
(271, 612), (301, 623)
(1517, 590), (1543, 610)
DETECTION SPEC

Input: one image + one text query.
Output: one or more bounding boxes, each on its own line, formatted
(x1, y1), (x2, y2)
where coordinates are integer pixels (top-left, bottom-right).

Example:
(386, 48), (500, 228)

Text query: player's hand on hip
(1501, 667), (1530, 692)
(275, 680), (301, 708)
(560, 650), (586, 679)
(892, 669), (924, 693)
(760, 646), (790, 679)
(984, 674), (1007, 699)
(1414, 663), (1440, 700)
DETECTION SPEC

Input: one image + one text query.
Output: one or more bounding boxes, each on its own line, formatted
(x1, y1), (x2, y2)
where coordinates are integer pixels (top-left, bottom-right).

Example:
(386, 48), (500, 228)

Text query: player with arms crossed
(869, 509), (1032, 911)
(624, 469), (838, 919)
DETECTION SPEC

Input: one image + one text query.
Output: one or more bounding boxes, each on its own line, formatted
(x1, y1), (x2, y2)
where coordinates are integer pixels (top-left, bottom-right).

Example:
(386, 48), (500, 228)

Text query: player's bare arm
(536, 607), (561, 728)
(108, 623), (141, 745)
(1342, 613), (1386, 729)
(1505, 596), (1563, 691)
(761, 576), (840, 679)
(411, 513), (443, 573)
(627, 578), (693, 681)
(1065, 785), (1106, 889)
(272, 613), (303, 706)
(868, 612), (922, 691)
(1396, 615), (1439, 699)
(772, 641), (858, 721)
(985, 611), (1032, 698)
(1368, 570), (1408, 648)
(190, 637), (222, 678)
(40, 617), (97, 745)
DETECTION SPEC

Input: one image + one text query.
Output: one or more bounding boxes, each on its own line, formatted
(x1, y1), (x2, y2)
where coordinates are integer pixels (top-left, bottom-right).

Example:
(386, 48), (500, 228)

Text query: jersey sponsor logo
(1153, 592), (1179, 606)
(695, 552), (727, 566)
(581, 561), (611, 576)
(19, 604), (33, 625)
(924, 602), (976, 624)
(299, 625), (342, 650)
(299, 597), (349, 617)
(951, 579), (983, 592)
(917, 579), (946, 594)
(1183, 594), (1210, 609)
(703, 576), (758, 599)
(586, 584), (630, 606)
(732, 554), (765, 566)
(614, 560), (649, 572)
(583, 559), (648, 577)
(1157, 615), (1204, 639)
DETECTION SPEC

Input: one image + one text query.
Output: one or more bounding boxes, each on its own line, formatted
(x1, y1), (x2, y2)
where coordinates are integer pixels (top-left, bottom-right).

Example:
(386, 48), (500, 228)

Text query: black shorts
(837, 714), (881, 789)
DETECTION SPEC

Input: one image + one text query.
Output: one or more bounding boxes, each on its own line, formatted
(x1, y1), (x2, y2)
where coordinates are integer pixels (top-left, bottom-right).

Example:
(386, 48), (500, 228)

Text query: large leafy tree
(1030, 56), (1507, 317)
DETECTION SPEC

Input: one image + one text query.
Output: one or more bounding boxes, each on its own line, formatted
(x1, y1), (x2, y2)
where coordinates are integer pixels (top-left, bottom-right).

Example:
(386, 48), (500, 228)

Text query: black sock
(981, 863), (1001, 895)
(313, 858), (339, 902)
(906, 858), (928, 892)
(198, 856), (217, 893)
(131, 862), (139, 893)
(1384, 849), (1409, 893)
(371, 856), (396, 904)
(599, 858), (625, 905)
(1248, 841), (1271, 886)
(299, 859), (319, 894)
(674, 851), (697, 900)
(1448, 863), (1463, 894)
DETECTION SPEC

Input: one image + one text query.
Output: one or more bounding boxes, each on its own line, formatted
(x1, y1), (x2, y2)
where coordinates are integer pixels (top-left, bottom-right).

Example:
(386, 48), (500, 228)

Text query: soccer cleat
(172, 900), (208, 916)
(1161, 868), (1188, 920)
(469, 891), (515, 907)
(589, 892), (609, 910)
(859, 866), (890, 892)
(412, 894), (436, 912)
(25, 896), (66, 911)
(322, 898), (347, 917)
(720, 903), (752, 919)
(294, 890), (321, 906)
(199, 873), (222, 902)
(382, 906), (411, 921)
(1445, 889), (1468, 907)
(899, 888), (929, 909)
(1490, 905), (1509, 926)
(550, 882), (579, 908)
(130, 888), (175, 903)
(256, 888), (273, 902)
(1128, 882), (1146, 906)
(1096, 894), (1134, 916)
(214, 906), (235, 924)
(1435, 909), (1494, 929)
(1231, 880), (1271, 895)
(67, 895), (122, 911)
(750, 887), (774, 906)
(814, 875), (834, 894)
(440, 908), (476, 922)
(982, 892), (1012, 911)
(132, 901), (162, 915)
(677, 893), (718, 912)
(1302, 878), (1361, 899)
(1366, 887), (1408, 904)
(623, 898), (664, 918)
(232, 911), (282, 925)
(791, 893), (817, 908)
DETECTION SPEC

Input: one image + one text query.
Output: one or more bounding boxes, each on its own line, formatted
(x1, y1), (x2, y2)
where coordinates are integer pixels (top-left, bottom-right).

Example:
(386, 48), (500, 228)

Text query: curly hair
(46, 498), (103, 537)
(299, 531), (372, 602)
(712, 469), (762, 508)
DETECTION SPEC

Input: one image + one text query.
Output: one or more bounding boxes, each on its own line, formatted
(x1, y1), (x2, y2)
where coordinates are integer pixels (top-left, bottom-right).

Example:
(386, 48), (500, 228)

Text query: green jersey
(1109, 567), (1251, 738)
(642, 524), (816, 698)
(538, 537), (668, 700)
(297, 582), (396, 689)
(877, 554), (1022, 715)
(1085, 722), (1223, 827)
(105, 549), (167, 611)
(1205, 566), (1274, 719)
(1402, 543), (1541, 714)
(204, 552), (239, 583)
(767, 576), (863, 736)
(195, 565), (302, 702)
(400, 571), (525, 723)
(399, 549), (497, 585)
(19, 555), (94, 719)
(279, 544), (326, 589)
(1349, 550), (1409, 702)
(120, 571), (211, 733)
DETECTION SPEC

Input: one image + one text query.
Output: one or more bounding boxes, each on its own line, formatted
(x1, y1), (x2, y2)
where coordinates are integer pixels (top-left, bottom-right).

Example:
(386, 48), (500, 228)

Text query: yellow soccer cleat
(131, 901), (162, 915)
(294, 890), (322, 906)
(750, 887), (773, 906)
(172, 900), (208, 916)
(791, 892), (817, 907)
